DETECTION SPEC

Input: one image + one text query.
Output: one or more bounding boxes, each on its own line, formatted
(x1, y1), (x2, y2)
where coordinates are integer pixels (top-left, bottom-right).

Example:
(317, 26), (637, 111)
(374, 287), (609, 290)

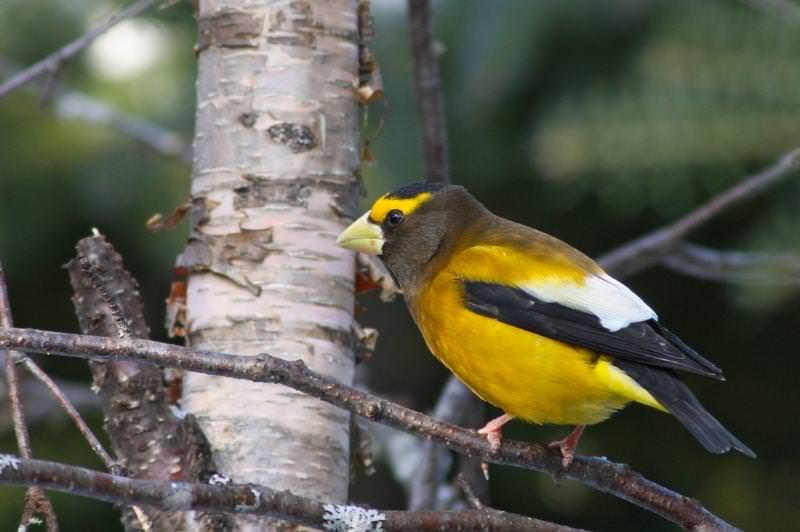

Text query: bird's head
(337, 182), (487, 290)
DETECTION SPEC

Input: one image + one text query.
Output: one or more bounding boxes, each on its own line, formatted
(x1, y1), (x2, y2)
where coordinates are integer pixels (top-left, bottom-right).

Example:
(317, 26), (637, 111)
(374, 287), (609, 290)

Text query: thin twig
(0, 264), (59, 531)
(0, 0), (159, 99)
(56, 91), (191, 163)
(598, 147), (800, 277)
(664, 243), (800, 285)
(0, 378), (100, 434)
(20, 358), (115, 468)
(408, 0), (450, 183)
(0, 456), (585, 532)
(456, 473), (484, 511)
(18, 488), (58, 532)
(0, 327), (740, 532)
(0, 269), (32, 458)
(0, 58), (191, 163)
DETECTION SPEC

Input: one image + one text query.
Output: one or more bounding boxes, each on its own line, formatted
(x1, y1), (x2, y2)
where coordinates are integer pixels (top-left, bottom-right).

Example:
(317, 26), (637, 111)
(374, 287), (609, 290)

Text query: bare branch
(18, 488), (58, 532)
(664, 243), (800, 285)
(0, 58), (191, 163)
(0, 377), (99, 434)
(0, 266), (33, 459)
(0, 327), (740, 531)
(57, 92), (191, 163)
(0, 263), (59, 531)
(0, 455), (585, 532)
(457, 473), (485, 511)
(599, 147), (800, 277)
(0, 0), (159, 99)
(20, 358), (114, 468)
(408, 0), (451, 183)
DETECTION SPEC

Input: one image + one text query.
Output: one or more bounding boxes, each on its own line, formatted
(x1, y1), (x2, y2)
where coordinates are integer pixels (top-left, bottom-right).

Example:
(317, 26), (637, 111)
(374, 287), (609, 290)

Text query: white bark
(183, 1), (359, 529)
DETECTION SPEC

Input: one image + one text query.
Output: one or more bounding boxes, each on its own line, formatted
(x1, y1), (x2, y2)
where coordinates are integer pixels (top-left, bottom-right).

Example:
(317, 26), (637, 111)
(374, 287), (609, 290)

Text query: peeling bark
(184, 1), (360, 529)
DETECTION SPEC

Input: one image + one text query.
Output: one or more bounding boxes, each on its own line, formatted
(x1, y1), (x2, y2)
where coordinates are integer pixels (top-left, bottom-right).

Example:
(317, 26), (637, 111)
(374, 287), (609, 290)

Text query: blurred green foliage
(1, 0), (799, 530)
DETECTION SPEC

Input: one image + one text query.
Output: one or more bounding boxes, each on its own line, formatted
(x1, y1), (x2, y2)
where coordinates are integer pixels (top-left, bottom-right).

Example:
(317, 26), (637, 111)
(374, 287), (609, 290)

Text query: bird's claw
(547, 425), (585, 469)
(547, 439), (576, 468)
(479, 427), (503, 453)
(477, 413), (512, 453)
(480, 461), (490, 480)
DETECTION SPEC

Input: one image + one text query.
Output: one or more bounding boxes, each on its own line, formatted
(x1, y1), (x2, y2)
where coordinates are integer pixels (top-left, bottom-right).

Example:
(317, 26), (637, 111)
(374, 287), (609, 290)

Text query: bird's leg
(548, 425), (585, 468)
(477, 413), (513, 480)
(477, 413), (513, 452)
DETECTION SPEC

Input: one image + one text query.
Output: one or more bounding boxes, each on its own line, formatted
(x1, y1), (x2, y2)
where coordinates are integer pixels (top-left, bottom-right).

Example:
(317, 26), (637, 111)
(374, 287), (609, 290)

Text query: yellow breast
(415, 252), (662, 425)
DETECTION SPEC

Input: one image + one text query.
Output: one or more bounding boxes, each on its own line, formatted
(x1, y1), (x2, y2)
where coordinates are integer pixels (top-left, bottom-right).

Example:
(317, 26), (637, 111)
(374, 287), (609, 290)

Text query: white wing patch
(523, 273), (657, 332)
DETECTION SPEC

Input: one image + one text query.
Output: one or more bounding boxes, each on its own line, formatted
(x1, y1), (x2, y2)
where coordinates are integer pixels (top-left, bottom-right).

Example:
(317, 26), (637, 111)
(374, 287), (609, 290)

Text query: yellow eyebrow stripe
(369, 192), (433, 223)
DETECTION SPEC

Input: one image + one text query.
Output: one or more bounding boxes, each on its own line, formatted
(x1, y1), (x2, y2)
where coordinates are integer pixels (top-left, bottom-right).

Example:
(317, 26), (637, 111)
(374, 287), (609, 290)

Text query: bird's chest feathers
(415, 271), (630, 425)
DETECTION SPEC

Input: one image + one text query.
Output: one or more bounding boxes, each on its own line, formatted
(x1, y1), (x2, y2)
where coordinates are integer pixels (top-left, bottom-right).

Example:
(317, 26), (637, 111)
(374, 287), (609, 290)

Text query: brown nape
(380, 185), (489, 300)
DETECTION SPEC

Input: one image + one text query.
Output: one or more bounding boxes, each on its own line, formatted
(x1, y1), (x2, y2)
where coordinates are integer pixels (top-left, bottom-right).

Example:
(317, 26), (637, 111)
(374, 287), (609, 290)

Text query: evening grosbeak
(337, 182), (754, 466)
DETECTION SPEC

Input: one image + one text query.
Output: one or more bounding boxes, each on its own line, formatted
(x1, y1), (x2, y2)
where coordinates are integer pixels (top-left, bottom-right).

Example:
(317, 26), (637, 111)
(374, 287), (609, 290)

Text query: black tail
(615, 361), (756, 458)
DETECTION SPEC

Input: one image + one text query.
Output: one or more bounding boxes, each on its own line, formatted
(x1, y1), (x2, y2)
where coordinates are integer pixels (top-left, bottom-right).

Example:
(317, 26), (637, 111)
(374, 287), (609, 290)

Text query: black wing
(463, 281), (724, 379)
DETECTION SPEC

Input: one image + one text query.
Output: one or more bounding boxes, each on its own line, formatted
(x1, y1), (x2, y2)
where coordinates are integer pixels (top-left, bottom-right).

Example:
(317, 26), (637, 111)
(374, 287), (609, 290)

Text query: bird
(336, 181), (755, 467)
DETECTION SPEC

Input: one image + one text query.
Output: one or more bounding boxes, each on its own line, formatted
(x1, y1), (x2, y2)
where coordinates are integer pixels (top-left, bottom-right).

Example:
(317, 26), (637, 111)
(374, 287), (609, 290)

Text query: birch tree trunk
(181, 1), (360, 529)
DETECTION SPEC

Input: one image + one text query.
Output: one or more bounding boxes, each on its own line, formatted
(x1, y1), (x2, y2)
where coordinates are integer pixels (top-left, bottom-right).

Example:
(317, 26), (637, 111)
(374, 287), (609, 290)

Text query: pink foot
(477, 413), (513, 452)
(477, 414), (513, 479)
(547, 425), (585, 468)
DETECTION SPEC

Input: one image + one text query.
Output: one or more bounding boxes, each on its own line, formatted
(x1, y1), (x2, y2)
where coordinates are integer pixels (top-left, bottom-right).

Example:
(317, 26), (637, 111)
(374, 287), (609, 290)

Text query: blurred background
(1, 0), (799, 530)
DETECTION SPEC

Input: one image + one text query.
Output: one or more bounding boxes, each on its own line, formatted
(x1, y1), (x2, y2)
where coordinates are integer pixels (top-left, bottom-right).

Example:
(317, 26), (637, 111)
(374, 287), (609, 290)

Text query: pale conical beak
(336, 211), (385, 255)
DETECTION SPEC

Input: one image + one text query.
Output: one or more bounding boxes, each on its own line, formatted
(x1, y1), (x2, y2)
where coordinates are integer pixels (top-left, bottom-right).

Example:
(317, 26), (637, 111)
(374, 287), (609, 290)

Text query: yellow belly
(417, 276), (664, 426)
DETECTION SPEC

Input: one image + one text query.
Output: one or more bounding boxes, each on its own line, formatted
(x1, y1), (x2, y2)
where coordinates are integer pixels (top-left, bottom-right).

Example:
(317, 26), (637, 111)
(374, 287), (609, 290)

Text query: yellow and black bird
(337, 182), (755, 466)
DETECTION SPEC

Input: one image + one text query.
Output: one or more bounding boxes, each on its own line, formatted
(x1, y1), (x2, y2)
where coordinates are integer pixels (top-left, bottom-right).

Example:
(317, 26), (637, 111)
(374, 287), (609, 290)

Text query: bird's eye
(386, 209), (405, 228)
